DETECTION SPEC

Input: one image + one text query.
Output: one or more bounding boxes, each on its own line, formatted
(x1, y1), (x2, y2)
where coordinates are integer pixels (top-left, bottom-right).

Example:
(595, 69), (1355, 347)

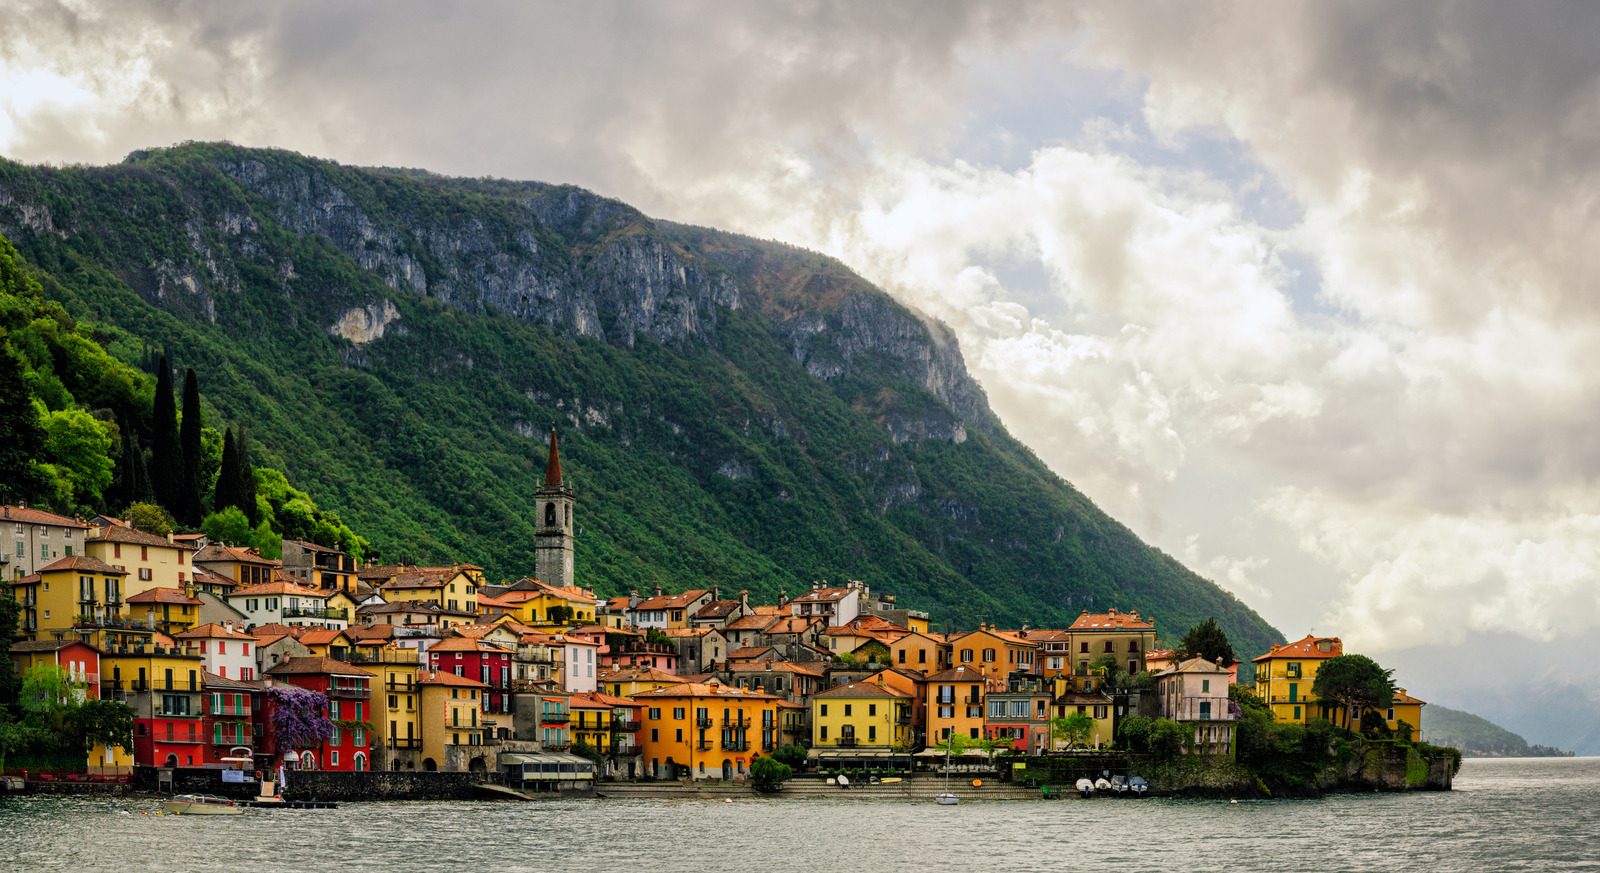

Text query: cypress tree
(234, 428), (259, 524)
(178, 368), (204, 525)
(149, 357), (179, 513)
(214, 427), (239, 516)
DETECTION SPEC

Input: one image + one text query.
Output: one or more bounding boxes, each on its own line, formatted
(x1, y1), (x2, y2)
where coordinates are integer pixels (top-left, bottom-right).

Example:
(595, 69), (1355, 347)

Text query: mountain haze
(0, 143), (1280, 655)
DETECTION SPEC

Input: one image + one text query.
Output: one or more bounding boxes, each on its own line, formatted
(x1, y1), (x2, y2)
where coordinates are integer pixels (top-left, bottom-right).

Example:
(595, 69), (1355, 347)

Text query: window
(40, 543), (48, 559)
(868, 704), (876, 717)
(1128, 640), (1140, 652)
(819, 725), (828, 740)
(63, 545), (72, 556)
(897, 649), (906, 663)
(1079, 641), (1089, 653)
(843, 704), (851, 717)
(673, 707), (685, 720)
(140, 546), (148, 561)
(918, 650), (927, 664)
(330, 750), (339, 767)
(819, 704), (828, 717)
(13, 543), (21, 558)
(960, 649), (973, 663)
(648, 708), (661, 720)
(651, 729), (659, 742)
(1103, 641), (1114, 653)
(1201, 679), (1211, 693)
(139, 568), (152, 581)
(988, 700), (1005, 719)
(982, 648), (996, 663)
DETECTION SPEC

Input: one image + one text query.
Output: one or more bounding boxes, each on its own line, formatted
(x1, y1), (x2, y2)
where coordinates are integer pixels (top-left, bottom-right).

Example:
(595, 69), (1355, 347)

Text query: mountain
(0, 142), (1280, 654)
(1423, 704), (1572, 758)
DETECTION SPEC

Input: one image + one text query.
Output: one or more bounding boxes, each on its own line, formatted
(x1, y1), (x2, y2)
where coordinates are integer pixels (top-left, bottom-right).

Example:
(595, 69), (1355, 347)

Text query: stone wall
(131, 766), (501, 801)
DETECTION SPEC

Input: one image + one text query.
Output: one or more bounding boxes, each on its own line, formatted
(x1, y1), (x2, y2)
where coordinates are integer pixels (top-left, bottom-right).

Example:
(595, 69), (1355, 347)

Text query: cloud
(4, 1), (1600, 658)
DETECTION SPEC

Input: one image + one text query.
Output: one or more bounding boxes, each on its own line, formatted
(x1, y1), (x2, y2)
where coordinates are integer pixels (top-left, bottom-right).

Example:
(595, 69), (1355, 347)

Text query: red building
(428, 637), (513, 717)
(201, 672), (262, 766)
(264, 656), (373, 772)
(8, 639), (102, 697)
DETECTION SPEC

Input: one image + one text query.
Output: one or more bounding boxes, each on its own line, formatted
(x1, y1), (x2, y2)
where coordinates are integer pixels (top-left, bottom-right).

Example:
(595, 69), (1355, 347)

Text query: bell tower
(534, 425), (576, 588)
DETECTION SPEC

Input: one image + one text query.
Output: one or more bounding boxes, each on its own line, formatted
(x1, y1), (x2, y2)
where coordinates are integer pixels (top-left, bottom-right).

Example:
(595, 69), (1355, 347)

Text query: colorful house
(8, 554), (130, 640)
(600, 665), (685, 698)
(193, 543), (279, 589)
(634, 679), (779, 781)
(227, 579), (346, 629)
(264, 656), (374, 771)
(85, 523), (198, 596)
(810, 679), (912, 751)
(568, 692), (613, 755)
(125, 587), (203, 635)
(417, 670), (485, 771)
(1066, 608), (1159, 677)
(924, 666), (986, 744)
(1052, 690), (1115, 749)
(1386, 689), (1426, 742)
(983, 673), (1053, 754)
(1252, 634), (1345, 726)
(102, 644), (207, 767)
(361, 645), (423, 770)
(8, 639), (129, 771)
(426, 637), (514, 719)
(628, 587), (713, 629)
(889, 631), (952, 675)
(3, 504), (90, 580)
(201, 672), (259, 762)
(950, 625), (1040, 684)
(175, 623), (258, 680)
(1155, 656), (1239, 756)
(378, 564), (485, 613)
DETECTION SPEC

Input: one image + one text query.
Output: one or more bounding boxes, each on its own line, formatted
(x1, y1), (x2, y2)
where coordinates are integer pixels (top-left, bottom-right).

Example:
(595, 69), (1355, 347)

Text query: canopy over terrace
(500, 752), (595, 791)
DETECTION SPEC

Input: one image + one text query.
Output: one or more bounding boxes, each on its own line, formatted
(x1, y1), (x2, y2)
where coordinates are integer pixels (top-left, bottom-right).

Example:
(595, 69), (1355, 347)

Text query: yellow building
(950, 626), (1039, 684)
(810, 678), (912, 750)
(365, 648), (422, 770)
(418, 670), (484, 769)
(193, 543), (278, 588)
(889, 631), (951, 675)
(1051, 687), (1116, 749)
(85, 524), (198, 597)
(490, 579), (600, 626)
(634, 679), (779, 781)
(1066, 609), (1159, 677)
(379, 565), (485, 613)
(1386, 688), (1425, 742)
(924, 666), (986, 744)
(600, 666), (685, 699)
(9, 555), (130, 640)
(297, 628), (355, 660)
(1253, 634), (1345, 725)
(569, 692), (614, 754)
(124, 587), (202, 635)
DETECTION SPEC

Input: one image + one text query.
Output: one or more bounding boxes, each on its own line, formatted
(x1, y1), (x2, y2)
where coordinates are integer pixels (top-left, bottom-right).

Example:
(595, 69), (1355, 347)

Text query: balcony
(722, 716), (750, 728)
(896, 712), (912, 725)
(385, 679), (417, 692)
(352, 650), (420, 666)
(695, 715), (713, 728)
(282, 607), (349, 621)
(328, 683), (370, 698)
(541, 713), (570, 724)
(837, 737), (859, 748)
(696, 740), (714, 751)
(610, 719), (641, 732)
(388, 738), (422, 749)
(722, 740), (749, 752)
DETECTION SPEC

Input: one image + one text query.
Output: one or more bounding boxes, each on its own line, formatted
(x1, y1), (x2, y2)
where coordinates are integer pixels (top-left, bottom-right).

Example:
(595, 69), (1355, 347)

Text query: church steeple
(534, 425), (575, 588)
(544, 425), (563, 487)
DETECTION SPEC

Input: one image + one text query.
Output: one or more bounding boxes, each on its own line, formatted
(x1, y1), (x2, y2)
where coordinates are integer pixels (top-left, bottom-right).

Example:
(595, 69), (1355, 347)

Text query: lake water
(1, 758), (1597, 872)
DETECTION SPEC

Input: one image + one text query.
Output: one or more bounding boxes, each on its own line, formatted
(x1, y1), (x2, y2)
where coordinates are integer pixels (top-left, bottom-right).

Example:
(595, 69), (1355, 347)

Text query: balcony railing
(837, 737), (859, 748)
(328, 683), (370, 698)
(541, 713), (570, 724)
(610, 719), (640, 732)
(388, 738), (422, 749)
(352, 650), (420, 665)
(722, 716), (749, 728)
(722, 740), (749, 752)
(695, 715), (713, 728)
(696, 740), (714, 751)
(282, 607), (349, 621)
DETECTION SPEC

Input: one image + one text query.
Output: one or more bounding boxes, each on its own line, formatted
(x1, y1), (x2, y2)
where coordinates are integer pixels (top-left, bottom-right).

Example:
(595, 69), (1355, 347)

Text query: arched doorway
(391, 758), (402, 772)
(299, 751), (317, 770)
(163, 754), (178, 768)
(468, 756), (487, 773)
(423, 758), (437, 772)
(353, 752), (368, 771)
(721, 760), (732, 781)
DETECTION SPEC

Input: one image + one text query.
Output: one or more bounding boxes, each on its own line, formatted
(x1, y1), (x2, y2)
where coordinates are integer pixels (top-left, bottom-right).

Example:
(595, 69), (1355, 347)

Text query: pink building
(1153, 657), (1239, 756)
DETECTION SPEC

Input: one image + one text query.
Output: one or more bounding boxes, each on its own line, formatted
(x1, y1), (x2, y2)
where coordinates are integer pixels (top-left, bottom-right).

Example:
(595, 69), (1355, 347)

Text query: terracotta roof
(764, 616), (821, 635)
(813, 680), (910, 699)
(664, 627), (717, 639)
(418, 670), (486, 688)
(633, 589), (710, 611)
(126, 587), (203, 606)
(1392, 688), (1426, 706)
(176, 623), (257, 641)
(727, 646), (779, 660)
(477, 592), (520, 610)
(925, 666), (987, 683)
(1068, 609), (1156, 631)
(631, 680), (777, 700)
(264, 656), (371, 678)
(599, 666), (684, 684)
(382, 566), (473, 589)
(790, 586), (856, 604)
(1155, 656), (1234, 677)
(1022, 629), (1072, 643)
(34, 555), (128, 575)
(727, 660), (826, 677)
(695, 600), (743, 619)
(0, 505), (88, 528)
(9, 639), (100, 653)
(1252, 634), (1343, 663)
(581, 691), (639, 708)
(194, 543), (278, 566)
(723, 614), (778, 632)
(203, 671), (263, 691)
(191, 567), (237, 588)
(90, 524), (196, 550)
(229, 580), (327, 598)
(296, 628), (350, 647)
(250, 622), (297, 638)
(427, 637), (513, 654)
(567, 695), (610, 710)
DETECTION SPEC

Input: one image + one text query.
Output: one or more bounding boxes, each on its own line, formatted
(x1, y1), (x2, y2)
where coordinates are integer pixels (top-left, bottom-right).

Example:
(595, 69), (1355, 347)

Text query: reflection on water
(2, 758), (1598, 873)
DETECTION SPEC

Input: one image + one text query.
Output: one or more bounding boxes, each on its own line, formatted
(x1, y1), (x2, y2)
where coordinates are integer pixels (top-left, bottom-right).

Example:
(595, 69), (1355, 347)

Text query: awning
(809, 749), (899, 759)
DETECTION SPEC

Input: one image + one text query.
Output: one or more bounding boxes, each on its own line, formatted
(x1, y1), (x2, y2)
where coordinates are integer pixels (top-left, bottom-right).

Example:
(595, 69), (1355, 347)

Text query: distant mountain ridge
(0, 142), (1281, 655)
(1424, 704), (1573, 758)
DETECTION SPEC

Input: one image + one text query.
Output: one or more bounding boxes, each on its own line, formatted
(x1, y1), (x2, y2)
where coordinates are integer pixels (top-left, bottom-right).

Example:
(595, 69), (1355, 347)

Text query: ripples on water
(2, 758), (1597, 873)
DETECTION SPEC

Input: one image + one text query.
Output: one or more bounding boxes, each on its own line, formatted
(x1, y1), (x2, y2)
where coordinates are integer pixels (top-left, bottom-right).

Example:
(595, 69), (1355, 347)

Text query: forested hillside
(0, 143), (1281, 655)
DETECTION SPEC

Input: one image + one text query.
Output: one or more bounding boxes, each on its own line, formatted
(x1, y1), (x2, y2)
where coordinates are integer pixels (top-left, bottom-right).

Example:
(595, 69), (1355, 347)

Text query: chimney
(712, 585), (720, 601)
(739, 590), (749, 611)
(629, 589), (639, 610)
(1108, 607), (1117, 616)
(654, 583), (663, 597)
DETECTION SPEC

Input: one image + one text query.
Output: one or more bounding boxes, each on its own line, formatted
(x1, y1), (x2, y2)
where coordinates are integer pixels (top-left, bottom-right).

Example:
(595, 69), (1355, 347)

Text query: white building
(176, 623), (260, 680)
(225, 580), (347, 630)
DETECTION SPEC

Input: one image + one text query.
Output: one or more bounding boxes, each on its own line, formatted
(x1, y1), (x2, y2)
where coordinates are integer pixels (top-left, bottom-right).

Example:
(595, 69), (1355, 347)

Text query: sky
(4, 0), (1600, 739)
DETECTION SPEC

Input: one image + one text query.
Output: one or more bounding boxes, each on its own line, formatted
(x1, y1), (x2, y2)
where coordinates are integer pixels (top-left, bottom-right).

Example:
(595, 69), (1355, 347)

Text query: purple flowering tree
(269, 686), (333, 757)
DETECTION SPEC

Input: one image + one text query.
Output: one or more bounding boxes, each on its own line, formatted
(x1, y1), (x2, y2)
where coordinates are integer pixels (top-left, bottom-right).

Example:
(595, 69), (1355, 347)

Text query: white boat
(934, 742), (959, 805)
(1094, 777), (1113, 792)
(935, 792), (960, 805)
(163, 794), (244, 815)
(1128, 776), (1149, 796)
(1075, 778), (1095, 798)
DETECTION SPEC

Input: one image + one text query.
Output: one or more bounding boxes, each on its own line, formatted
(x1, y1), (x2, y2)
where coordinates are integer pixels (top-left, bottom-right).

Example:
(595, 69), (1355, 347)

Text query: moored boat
(163, 794), (244, 815)
(1075, 778), (1095, 798)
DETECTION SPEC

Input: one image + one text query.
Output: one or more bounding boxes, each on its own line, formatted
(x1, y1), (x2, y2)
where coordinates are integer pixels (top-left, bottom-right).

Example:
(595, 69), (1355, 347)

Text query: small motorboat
(1110, 775), (1129, 794)
(935, 792), (960, 805)
(1075, 778), (1095, 798)
(163, 794), (243, 815)
(1094, 777), (1113, 792)
(1128, 776), (1149, 796)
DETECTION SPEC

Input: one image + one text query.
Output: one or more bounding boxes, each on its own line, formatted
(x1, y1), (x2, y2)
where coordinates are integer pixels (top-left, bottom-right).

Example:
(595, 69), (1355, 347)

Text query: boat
(1111, 775), (1129, 794)
(1128, 776), (1149, 796)
(163, 794), (244, 815)
(880, 776), (903, 785)
(1094, 777), (1113, 792)
(1075, 778), (1095, 798)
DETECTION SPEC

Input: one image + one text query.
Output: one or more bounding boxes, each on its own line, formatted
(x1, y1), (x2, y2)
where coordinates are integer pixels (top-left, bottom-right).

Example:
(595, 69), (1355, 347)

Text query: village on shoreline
(2, 429), (1448, 801)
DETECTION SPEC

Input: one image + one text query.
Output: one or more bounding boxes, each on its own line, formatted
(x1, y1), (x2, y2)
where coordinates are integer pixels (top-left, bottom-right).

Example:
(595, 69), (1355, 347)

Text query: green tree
(214, 428), (240, 516)
(71, 699), (134, 754)
(20, 664), (81, 732)
(38, 405), (114, 509)
(148, 356), (179, 513)
(122, 501), (174, 536)
(1178, 617), (1236, 665)
(1312, 654), (1396, 728)
(1051, 712), (1095, 749)
(202, 506), (255, 548)
(0, 343), (47, 503)
(771, 743), (808, 769)
(177, 368), (204, 524)
(0, 589), (21, 706)
(750, 755), (792, 789)
(113, 414), (152, 508)
(232, 429), (259, 524)
(571, 739), (604, 766)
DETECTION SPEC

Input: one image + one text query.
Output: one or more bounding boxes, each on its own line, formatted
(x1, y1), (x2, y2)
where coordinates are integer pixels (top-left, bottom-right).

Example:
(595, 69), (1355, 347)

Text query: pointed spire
(544, 425), (563, 487)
